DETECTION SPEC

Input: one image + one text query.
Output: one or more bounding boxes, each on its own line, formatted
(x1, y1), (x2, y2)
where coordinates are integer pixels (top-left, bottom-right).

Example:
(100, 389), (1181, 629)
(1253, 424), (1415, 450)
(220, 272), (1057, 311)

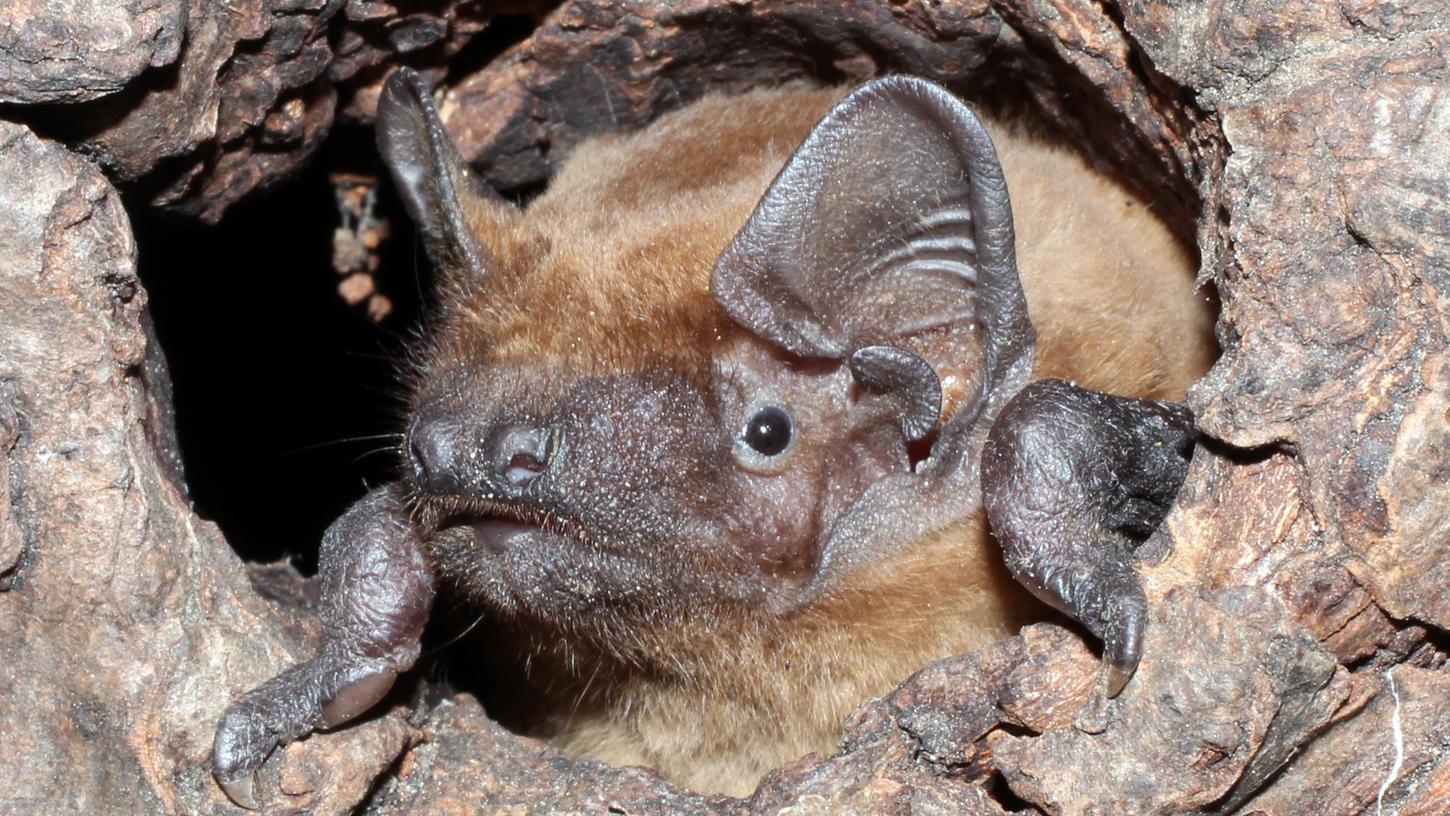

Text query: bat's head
(378, 70), (1035, 657)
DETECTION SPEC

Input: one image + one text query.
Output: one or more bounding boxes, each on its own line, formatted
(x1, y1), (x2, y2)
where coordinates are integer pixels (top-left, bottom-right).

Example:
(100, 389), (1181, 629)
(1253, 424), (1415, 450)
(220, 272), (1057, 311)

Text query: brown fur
(437, 85), (1216, 795)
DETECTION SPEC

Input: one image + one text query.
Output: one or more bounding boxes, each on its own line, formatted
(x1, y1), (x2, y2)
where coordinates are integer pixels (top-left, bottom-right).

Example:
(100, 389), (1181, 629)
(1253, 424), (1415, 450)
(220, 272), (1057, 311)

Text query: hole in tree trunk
(133, 8), (1224, 802)
(134, 155), (426, 573)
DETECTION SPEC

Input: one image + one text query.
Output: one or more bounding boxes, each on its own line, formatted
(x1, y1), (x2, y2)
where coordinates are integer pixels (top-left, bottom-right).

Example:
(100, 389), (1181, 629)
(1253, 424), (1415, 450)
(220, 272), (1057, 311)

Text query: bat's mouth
(470, 515), (536, 555)
(413, 492), (610, 558)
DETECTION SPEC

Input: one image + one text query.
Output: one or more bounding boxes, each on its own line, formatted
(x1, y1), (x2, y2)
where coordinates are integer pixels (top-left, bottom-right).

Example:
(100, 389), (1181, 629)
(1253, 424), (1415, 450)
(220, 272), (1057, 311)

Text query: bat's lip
(412, 487), (643, 566)
(418, 493), (611, 556)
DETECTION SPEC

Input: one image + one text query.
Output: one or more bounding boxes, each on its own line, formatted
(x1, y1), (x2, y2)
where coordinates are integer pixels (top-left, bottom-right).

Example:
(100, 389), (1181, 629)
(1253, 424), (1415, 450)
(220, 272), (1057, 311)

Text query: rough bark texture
(0, 123), (417, 815)
(0, 0), (187, 104)
(8, 0), (518, 222)
(1, 0), (1447, 813)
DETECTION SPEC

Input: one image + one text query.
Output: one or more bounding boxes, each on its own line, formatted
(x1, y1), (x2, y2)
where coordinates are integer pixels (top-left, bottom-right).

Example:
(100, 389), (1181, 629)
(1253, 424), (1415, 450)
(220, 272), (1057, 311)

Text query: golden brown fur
(442, 85), (1215, 795)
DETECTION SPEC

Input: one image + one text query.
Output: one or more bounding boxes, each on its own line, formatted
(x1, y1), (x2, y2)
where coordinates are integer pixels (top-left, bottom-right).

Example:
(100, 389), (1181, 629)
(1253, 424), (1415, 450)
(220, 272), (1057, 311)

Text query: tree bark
(0, 0), (1445, 813)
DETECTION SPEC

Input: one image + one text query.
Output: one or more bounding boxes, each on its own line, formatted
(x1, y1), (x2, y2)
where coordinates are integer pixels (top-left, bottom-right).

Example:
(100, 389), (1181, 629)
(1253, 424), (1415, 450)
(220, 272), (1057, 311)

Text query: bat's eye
(743, 406), (793, 456)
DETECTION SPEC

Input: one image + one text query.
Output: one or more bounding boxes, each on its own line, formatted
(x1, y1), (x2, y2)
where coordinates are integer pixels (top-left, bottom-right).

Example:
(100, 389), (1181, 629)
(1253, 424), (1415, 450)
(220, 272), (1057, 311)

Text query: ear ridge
(376, 68), (510, 279)
(711, 76), (1035, 473)
(894, 81), (1036, 477)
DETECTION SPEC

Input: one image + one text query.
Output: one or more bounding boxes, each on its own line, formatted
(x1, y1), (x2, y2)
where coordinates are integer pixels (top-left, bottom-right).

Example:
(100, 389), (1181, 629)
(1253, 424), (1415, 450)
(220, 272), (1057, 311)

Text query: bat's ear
(376, 68), (512, 280)
(712, 77), (1035, 462)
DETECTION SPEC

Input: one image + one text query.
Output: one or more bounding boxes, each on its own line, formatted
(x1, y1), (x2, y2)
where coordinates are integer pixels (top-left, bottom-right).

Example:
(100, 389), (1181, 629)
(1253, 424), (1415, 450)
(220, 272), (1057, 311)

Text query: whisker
(356, 383), (412, 402)
(339, 349), (408, 364)
(284, 433), (404, 456)
(419, 611), (490, 659)
(350, 445), (402, 466)
(566, 657), (606, 731)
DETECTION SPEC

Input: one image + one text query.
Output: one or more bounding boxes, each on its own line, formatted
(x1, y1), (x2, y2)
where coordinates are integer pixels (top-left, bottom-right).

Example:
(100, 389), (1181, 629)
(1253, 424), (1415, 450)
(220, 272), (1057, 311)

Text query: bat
(211, 68), (1215, 805)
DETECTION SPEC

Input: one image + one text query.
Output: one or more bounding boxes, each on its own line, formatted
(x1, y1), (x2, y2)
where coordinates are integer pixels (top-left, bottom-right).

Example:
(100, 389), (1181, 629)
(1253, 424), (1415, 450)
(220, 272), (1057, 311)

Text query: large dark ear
(376, 68), (505, 278)
(712, 77), (1035, 466)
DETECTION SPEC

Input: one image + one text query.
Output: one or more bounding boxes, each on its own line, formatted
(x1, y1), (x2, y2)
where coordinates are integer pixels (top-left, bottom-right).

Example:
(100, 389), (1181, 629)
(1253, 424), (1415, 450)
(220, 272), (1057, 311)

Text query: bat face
(381, 76), (1028, 655)
(408, 329), (971, 634)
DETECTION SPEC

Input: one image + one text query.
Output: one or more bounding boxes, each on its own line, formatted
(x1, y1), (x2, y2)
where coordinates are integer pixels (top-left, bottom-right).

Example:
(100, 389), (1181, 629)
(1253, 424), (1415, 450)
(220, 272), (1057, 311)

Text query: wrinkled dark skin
(213, 485), (433, 808)
(982, 379), (1196, 695)
(211, 69), (1196, 806)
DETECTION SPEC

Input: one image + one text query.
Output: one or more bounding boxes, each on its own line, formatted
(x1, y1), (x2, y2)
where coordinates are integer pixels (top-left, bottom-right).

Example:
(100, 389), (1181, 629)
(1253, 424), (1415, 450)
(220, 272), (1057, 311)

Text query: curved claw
(1099, 586), (1145, 697)
(1035, 560), (1146, 698)
(212, 702), (282, 810)
(216, 769), (259, 811)
(982, 379), (1194, 699)
(211, 658), (405, 808)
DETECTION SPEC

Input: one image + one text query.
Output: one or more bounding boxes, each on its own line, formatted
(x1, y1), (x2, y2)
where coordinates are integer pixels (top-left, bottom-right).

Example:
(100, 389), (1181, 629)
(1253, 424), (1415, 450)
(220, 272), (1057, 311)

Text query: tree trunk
(0, 0), (1444, 813)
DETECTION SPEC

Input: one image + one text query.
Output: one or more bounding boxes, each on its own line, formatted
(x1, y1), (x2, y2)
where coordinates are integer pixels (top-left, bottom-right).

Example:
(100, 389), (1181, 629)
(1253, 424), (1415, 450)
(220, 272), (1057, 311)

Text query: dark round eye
(743, 406), (793, 456)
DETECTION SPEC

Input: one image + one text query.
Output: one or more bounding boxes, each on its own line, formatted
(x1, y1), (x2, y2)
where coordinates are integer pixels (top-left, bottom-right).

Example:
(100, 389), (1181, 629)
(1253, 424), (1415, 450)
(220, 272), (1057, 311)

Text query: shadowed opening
(134, 155), (425, 573)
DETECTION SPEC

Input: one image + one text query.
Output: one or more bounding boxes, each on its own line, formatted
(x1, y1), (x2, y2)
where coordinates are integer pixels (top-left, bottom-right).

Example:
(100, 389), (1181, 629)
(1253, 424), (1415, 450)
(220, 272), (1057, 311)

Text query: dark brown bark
(0, 0), (1445, 813)
(0, 0), (187, 104)
(6, 0), (528, 222)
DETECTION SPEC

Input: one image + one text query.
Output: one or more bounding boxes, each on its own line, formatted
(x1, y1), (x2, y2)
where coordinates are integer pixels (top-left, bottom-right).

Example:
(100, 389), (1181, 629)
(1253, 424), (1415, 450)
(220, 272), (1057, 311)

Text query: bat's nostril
(504, 452), (546, 487)
(408, 417), (464, 494)
(494, 425), (556, 489)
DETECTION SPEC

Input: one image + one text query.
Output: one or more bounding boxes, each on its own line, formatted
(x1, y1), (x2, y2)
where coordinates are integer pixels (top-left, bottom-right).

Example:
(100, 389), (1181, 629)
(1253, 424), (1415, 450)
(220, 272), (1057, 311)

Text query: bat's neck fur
(507, 513), (1032, 796)
(442, 85), (1214, 796)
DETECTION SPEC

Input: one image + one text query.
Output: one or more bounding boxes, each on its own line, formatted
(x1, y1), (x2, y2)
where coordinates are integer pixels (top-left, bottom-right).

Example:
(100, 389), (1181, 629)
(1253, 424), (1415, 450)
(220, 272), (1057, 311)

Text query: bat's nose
(407, 412), (559, 497)
(407, 415), (467, 495)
